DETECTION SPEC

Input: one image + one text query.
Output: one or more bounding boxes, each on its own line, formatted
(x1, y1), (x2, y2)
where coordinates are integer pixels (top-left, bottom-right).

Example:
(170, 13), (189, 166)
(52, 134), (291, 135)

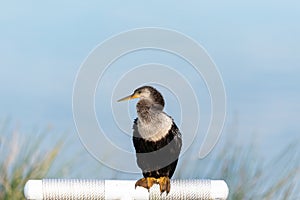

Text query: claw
(157, 176), (170, 194)
(135, 177), (157, 191)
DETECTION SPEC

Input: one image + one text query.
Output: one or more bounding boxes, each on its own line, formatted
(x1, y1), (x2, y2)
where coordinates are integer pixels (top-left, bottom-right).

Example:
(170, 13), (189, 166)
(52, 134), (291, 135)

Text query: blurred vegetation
(177, 130), (300, 200)
(1, 118), (299, 200)
(214, 139), (299, 199)
(0, 121), (69, 200)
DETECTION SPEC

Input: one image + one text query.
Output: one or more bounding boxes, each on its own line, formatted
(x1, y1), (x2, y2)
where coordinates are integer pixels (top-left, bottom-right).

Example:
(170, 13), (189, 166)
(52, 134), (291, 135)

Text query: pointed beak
(117, 93), (140, 102)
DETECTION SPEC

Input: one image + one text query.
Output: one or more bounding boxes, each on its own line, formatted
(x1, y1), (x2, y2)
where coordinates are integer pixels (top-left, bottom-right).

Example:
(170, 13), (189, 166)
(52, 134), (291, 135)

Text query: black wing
(132, 118), (182, 178)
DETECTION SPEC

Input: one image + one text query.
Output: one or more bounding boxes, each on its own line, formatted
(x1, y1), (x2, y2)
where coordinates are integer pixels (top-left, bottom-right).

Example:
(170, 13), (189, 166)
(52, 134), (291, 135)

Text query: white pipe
(24, 179), (229, 200)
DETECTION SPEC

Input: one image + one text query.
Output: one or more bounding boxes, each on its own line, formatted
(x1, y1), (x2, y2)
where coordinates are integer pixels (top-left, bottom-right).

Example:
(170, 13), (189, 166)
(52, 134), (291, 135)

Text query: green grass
(177, 131), (300, 200)
(216, 140), (300, 199)
(0, 123), (65, 200)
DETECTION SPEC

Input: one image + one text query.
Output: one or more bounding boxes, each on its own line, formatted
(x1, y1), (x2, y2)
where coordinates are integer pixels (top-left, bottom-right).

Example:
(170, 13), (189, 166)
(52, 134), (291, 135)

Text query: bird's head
(117, 86), (165, 107)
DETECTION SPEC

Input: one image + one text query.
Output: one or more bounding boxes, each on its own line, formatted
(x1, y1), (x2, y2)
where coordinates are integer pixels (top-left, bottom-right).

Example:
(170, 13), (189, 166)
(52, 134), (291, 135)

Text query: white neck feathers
(137, 112), (173, 142)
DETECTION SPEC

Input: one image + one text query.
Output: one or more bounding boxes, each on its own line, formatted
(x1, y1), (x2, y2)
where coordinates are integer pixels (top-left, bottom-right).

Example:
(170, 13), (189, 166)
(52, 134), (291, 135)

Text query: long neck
(136, 99), (164, 123)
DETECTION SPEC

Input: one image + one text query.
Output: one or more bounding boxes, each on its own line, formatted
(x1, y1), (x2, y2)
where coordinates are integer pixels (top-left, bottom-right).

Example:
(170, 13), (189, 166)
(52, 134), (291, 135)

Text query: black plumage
(133, 118), (182, 179)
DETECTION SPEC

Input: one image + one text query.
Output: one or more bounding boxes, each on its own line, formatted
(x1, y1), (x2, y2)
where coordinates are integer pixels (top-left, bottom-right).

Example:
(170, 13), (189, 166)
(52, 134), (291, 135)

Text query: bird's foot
(157, 176), (170, 194)
(135, 177), (157, 191)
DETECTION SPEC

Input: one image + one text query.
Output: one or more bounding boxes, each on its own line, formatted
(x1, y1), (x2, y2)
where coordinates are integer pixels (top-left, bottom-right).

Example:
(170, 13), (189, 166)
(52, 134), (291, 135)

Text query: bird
(118, 85), (182, 194)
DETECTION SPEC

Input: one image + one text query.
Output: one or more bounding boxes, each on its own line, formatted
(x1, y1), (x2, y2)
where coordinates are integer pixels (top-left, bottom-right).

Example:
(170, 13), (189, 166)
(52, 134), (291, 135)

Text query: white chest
(137, 113), (173, 142)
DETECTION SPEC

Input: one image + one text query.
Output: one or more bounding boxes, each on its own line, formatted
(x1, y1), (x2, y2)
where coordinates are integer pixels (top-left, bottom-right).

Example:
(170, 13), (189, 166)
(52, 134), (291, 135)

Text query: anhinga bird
(118, 86), (182, 194)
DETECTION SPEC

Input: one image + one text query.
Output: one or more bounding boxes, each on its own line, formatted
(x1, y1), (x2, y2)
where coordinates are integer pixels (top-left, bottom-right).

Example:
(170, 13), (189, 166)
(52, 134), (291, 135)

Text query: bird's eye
(138, 91), (142, 94)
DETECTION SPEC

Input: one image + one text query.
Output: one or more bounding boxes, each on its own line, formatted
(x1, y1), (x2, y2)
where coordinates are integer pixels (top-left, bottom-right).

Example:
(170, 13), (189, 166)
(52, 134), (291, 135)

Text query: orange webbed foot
(157, 176), (171, 194)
